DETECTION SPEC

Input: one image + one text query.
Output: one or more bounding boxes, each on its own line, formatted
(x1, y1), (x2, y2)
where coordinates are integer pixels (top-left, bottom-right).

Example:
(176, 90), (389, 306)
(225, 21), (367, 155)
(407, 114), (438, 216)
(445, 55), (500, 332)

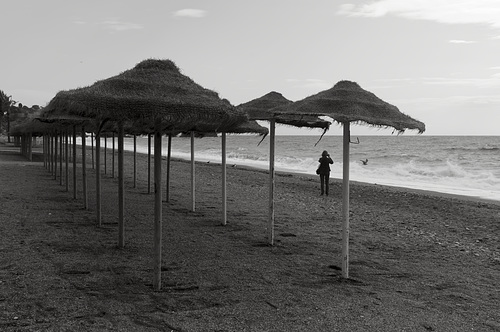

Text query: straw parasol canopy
(271, 80), (425, 279)
(271, 81), (424, 133)
(42, 59), (248, 133)
(10, 119), (55, 137)
(238, 91), (330, 130)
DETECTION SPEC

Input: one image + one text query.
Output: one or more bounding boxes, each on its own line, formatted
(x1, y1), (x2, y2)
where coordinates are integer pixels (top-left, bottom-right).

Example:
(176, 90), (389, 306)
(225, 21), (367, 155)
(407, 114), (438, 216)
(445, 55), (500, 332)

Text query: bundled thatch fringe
(271, 81), (425, 134)
(41, 59), (249, 134)
(238, 91), (331, 131)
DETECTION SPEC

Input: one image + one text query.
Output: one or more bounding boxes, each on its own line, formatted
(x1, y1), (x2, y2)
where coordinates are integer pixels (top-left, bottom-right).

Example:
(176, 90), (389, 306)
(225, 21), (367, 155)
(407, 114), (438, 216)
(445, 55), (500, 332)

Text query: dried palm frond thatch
(42, 59), (247, 133)
(238, 91), (330, 130)
(271, 81), (425, 133)
(10, 119), (62, 136)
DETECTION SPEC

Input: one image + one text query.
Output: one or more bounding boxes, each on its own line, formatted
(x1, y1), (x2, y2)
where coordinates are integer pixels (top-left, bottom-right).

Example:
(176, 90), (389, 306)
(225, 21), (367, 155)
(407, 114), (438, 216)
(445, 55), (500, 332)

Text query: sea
(96, 135), (500, 202)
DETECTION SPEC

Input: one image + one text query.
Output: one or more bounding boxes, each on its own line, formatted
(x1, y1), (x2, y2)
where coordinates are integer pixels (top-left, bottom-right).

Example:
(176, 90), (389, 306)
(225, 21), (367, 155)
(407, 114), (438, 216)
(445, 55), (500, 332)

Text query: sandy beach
(1, 139), (499, 332)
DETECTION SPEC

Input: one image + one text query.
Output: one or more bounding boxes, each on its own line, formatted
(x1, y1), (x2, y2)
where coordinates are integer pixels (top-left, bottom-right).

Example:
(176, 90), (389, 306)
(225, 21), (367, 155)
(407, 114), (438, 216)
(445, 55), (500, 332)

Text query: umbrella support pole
(96, 133), (102, 227)
(148, 134), (152, 194)
(133, 134), (137, 188)
(341, 122), (350, 279)
(50, 134), (53, 173)
(65, 131), (69, 192)
(54, 134), (58, 181)
(222, 132), (227, 225)
(112, 133), (115, 178)
(104, 135), (107, 175)
(73, 127), (77, 199)
(91, 132), (94, 169)
(59, 132), (62, 184)
(165, 134), (172, 202)
(82, 127), (88, 209)
(268, 119), (276, 245)
(29, 133), (33, 162)
(118, 123), (125, 248)
(191, 131), (195, 212)
(153, 123), (162, 291)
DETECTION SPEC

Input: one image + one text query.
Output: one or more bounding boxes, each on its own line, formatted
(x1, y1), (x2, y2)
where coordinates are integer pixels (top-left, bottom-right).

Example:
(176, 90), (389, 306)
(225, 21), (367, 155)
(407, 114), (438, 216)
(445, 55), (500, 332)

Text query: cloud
(338, 0), (500, 29)
(449, 39), (477, 44)
(173, 9), (207, 18)
(100, 20), (144, 32)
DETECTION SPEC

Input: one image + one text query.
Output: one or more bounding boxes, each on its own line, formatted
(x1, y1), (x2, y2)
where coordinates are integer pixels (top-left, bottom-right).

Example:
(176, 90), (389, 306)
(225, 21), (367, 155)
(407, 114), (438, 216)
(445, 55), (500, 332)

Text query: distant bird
(232, 164), (237, 168)
(360, 159), (368, 165)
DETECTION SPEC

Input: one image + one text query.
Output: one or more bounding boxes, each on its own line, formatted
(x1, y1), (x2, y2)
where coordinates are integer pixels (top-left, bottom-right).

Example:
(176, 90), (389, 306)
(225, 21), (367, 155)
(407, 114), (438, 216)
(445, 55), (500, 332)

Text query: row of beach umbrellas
(11, 58), (425, 289)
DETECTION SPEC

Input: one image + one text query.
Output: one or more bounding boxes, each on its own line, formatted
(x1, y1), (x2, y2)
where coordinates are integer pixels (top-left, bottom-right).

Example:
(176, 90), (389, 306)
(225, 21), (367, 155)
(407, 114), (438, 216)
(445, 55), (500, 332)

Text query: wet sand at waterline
(1, 140), (499, 331)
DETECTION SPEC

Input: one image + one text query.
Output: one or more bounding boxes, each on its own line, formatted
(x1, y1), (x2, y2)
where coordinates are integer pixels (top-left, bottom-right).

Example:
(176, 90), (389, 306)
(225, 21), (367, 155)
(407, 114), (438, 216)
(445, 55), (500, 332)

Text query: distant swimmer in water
(360, 159), (368, 165)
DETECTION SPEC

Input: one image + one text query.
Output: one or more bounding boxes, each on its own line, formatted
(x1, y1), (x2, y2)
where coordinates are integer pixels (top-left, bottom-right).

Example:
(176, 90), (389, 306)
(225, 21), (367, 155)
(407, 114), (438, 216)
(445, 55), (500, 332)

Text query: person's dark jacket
(318, 155), (333, 175)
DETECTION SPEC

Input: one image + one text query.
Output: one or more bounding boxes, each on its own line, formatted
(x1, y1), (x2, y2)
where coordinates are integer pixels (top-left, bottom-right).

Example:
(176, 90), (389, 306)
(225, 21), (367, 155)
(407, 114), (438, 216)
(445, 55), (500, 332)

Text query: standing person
(317, 150), (333, 196)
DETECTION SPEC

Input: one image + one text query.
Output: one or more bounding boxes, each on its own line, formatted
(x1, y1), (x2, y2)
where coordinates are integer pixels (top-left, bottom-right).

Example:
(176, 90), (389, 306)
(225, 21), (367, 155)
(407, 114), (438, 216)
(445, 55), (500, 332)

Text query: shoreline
(7, 135), (500, 206)
(72, 135), (500, 205)
(169, 155), (500, 207)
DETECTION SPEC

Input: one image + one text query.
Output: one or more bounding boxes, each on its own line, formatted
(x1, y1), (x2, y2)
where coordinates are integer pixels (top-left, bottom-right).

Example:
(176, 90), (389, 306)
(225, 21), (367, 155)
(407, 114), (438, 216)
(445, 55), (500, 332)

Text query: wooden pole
(118, 123), (125, 248)
(96, 133), (102, 227)
(81, 127), (88, 209)
(104, 134), (107, 174)
(28, 133), (33, 161)
(68, 133), (72, 163)
(190, 131), (195, 212)
(148, 134), (152, 194)
(165, 134), (172, 203)
(54, 133), (58, 181)
(133, 134), (137, 188)
(73, 126), (77, 199)
(53, 134), (56, 174)
(112, 132), (115, 178)
(65, 131), (69, 192)
(43, 135), (47, 168)
(59, 131), (62, 184)
(91, 132), (94, 169)
(51, 134), (55, 174)
(268, 119), (276, 245)
(153, 122), (162, 291)
(42, 135), (45, 168)
(341, 122), (350, 279)
(222, 132), (227, 225)
(49, 135), (52, 173)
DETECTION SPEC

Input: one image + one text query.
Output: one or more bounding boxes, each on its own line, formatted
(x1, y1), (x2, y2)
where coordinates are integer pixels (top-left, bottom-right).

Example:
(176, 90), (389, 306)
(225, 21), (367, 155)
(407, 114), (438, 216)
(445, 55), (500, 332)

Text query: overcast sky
(2, 0), (500, 135)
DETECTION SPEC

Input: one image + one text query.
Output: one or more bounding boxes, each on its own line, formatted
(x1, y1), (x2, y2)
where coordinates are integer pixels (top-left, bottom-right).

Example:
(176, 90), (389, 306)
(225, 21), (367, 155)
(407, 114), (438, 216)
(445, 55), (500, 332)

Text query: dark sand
(1, 139), (499, 331)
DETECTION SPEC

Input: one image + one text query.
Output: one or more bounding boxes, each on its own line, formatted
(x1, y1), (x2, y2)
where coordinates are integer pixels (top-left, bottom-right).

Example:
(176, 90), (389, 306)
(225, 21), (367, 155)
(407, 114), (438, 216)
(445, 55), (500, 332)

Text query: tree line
(1, 89), (42, 140)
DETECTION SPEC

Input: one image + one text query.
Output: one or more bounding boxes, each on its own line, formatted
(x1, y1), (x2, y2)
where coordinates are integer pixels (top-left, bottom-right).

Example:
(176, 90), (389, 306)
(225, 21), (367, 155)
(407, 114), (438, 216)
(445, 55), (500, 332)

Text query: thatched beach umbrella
(238, 91), (330, 245)
(272, 81), (425, 278)
(43, 59), (248, 290)
(10, 119), (49, 161)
